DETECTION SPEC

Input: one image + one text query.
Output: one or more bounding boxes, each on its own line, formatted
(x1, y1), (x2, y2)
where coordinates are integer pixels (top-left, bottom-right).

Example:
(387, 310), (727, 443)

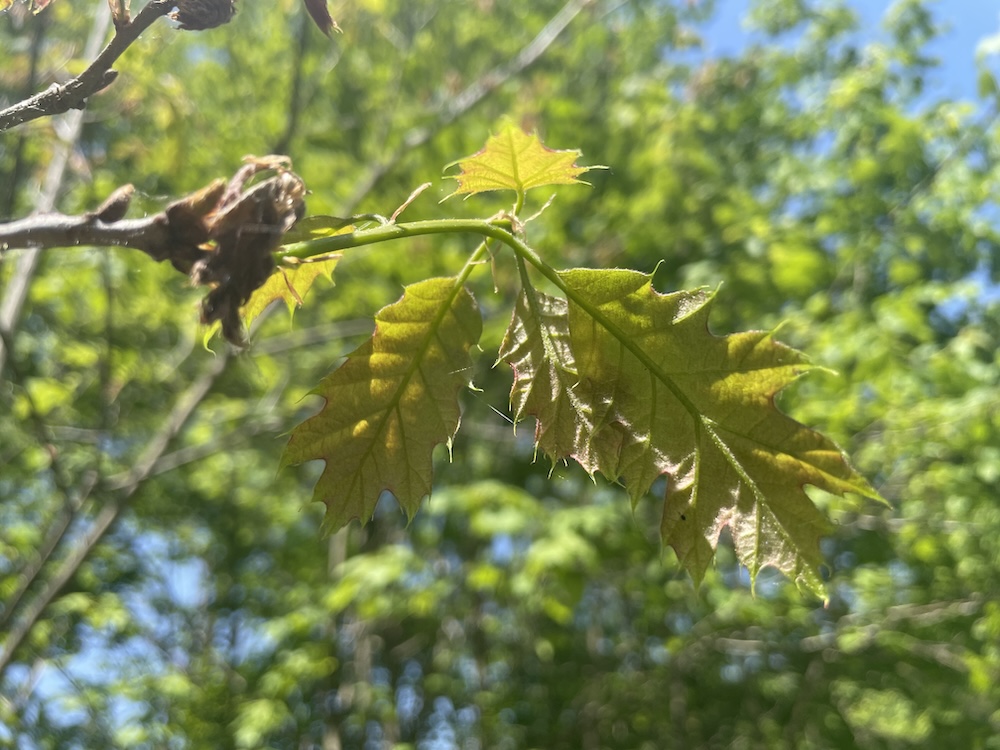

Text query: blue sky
(702, 0), (1000, 102)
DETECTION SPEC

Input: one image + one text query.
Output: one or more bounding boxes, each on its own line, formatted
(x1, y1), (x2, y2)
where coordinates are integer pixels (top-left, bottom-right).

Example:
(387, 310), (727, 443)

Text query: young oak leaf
(498, 289), (599, 470)
(202, 216), (351, 346)
(281, 277), (482, 533)
(445, 122), (602, 199)
(243, 216), (356, 328)
(509, 268), (881, 597)
(241, 255), (340, 331)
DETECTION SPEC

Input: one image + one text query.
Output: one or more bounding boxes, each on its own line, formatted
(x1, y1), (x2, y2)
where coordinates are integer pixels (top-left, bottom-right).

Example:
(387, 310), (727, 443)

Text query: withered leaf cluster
(162, 156), (306, 346)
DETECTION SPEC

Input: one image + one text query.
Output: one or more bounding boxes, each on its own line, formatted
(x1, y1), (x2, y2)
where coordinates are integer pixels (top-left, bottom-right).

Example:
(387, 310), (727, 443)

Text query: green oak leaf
(241, 256), (340, 331)
(282, 277), (483, 533)
(445, 122), (599, 198)
(505, 268), (881, 597)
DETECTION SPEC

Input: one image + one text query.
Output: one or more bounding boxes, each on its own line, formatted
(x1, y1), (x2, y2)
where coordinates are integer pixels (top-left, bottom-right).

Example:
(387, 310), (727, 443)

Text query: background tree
(1, 0), (998, 748)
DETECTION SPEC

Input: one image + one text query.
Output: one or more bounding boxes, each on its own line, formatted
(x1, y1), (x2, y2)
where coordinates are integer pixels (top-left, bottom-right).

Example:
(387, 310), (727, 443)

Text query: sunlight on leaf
(241, 256), (340, 330)
(445, 122), (601, 199)
(282, 277), (483, 533)
(505, 268), (882, 597)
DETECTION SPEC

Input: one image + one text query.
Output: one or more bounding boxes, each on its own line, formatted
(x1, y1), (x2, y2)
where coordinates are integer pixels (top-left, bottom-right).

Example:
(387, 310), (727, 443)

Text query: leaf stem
(277, 217), (700, 417)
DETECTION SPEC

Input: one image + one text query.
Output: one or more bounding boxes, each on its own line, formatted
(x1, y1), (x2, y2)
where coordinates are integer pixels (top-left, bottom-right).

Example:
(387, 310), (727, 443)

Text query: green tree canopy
(1, 0), (998, 747)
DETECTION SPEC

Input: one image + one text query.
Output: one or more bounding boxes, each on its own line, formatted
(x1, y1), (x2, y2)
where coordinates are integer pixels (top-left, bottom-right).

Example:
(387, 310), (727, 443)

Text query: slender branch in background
(0, 0), (172, 133)
(0, 352), (231, 679)
(0, 3), (112, 378)
(0, 328), (100, 632)
(271, 12), (312, 155)
(340, 0), (596, 212)
(1, 9), (49, 217)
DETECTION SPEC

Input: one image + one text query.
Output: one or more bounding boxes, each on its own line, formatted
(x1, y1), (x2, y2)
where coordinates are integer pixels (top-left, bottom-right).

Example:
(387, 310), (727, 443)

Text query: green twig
(277, 216), (701, 417)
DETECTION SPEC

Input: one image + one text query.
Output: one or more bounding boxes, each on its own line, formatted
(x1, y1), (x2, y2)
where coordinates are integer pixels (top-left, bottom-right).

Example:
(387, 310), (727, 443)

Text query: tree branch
(0, 0), (174, 133)
(0, 4), (113, 383)
(0, 210), (181, 259)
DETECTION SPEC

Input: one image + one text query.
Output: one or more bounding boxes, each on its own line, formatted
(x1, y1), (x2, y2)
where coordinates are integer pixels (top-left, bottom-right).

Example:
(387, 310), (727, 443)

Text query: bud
(171, 0), (236, 31)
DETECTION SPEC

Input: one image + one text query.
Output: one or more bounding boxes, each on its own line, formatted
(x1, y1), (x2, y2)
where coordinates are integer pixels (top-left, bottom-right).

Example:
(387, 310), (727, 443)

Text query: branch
(0, 208), (185, 260)
(0, 327), (100, 633)
(0, 0), (174, 133)
(0, 4), (113, 381)
(2, 158), (309, 346)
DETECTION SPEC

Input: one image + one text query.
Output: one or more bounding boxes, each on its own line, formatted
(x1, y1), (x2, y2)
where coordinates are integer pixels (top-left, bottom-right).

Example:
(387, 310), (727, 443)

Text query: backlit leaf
(241, 256), (340, 330)
(498, 289), (596, 467)
(282, 277), (482, 533)
(445, 122), (599, 198)
(505, 268), (881, 596)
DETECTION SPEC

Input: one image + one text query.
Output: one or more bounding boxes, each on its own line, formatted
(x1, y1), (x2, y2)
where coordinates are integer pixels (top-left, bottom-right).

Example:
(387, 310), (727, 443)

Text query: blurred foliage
(1, 0), (999, 748)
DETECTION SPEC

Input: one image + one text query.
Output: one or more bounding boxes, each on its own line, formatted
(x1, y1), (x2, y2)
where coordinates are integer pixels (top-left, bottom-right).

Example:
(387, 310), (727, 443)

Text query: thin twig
(0, 4), (113, 378)
(0, 327), (100, 631)
(0, 0), (173, 133)
(1, 9), (50, 216)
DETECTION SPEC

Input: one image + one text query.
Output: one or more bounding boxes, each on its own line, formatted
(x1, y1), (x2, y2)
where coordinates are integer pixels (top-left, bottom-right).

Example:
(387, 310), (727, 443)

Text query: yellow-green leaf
(242, 256), (340, 330)
(281, 277), (483, 533)
(445, 122), (599, 198)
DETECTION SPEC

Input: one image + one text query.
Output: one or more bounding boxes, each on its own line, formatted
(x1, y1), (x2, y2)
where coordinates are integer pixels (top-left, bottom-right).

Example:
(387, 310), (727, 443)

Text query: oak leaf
(445, 122), (600, 198)
(282, 277), (482, 533)
(501, 268), (881, 596)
